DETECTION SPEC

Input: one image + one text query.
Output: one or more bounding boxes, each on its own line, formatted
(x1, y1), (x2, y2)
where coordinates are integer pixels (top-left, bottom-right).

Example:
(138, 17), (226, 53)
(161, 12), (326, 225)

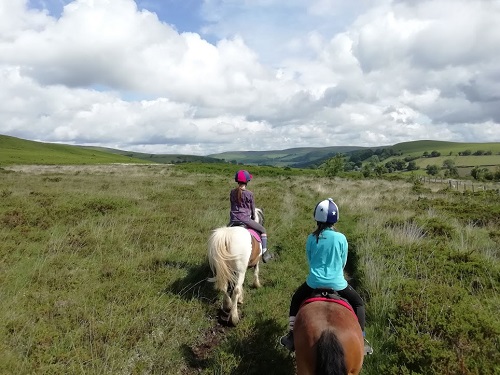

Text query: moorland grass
(0, 164), (499, 374)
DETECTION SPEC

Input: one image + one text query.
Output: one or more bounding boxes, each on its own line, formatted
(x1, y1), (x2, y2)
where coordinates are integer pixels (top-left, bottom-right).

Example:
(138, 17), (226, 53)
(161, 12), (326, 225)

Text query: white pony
(207, 208), (264, 326)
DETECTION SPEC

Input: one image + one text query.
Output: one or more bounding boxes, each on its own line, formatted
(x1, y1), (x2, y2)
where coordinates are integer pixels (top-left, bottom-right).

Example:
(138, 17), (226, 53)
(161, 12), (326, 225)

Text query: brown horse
(294, 300), (364, 375)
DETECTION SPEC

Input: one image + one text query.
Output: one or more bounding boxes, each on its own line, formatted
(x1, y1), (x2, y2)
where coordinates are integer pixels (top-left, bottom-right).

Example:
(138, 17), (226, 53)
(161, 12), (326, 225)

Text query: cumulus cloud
(0, 0), (499, 155)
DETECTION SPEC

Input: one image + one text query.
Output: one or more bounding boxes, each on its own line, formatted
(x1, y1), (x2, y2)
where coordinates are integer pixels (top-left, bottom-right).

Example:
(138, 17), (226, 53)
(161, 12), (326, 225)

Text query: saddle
(228, 222), (262, 241)
(301, 288), (357, 318)
(311, 288), (343, 300)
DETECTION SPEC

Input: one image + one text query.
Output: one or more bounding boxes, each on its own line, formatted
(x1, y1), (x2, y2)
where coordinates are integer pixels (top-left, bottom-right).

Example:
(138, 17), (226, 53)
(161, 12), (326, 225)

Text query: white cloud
(0, 0), (499, 155)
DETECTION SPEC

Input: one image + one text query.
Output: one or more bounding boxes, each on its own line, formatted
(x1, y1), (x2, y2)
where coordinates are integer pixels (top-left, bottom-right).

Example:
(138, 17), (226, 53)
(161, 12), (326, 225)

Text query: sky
(1, 0), (499, 155)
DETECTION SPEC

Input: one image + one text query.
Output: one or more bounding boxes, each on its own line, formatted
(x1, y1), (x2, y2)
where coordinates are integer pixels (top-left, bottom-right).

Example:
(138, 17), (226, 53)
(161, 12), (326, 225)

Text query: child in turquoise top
(280, 198), (373, 355)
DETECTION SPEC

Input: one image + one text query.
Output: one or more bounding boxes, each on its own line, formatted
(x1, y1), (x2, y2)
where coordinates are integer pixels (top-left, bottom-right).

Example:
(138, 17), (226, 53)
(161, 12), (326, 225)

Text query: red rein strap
(300, 297), (358, 319)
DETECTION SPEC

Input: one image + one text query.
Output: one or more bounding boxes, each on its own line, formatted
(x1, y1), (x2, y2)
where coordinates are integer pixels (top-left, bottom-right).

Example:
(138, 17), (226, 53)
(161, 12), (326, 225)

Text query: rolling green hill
(81, 146), (225, 164)
(0, 135), (151, 167)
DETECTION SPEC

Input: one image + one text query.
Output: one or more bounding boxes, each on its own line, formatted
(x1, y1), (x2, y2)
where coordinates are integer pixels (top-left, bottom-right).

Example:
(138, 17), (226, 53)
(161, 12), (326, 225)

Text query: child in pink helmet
(229, 170), (273, 263)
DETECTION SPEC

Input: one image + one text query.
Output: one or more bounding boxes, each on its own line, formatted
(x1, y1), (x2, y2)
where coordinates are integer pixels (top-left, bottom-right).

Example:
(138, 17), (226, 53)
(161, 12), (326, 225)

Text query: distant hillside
(0, 135), (151, 167)
(209, 141), (500, 168)
(209, 146), (370, 167)
(81, 146), (225, 164)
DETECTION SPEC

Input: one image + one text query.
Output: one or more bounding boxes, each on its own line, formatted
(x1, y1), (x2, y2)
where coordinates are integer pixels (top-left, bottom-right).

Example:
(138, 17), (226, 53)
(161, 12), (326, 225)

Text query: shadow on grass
(182, 314), (295, 375)
(344, 240), (361, 291)
(162, 260), (219, 304)
(163, 259), (280, 305)
(229, 316), (295, 375)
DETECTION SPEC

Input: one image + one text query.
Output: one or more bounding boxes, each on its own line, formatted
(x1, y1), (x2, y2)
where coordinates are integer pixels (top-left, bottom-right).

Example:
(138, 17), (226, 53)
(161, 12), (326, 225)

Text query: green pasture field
(376, 141), (500, 174)
(0, 164), (499, 375)
(392, 140), (500, 156)
(414, 155), (500, 169)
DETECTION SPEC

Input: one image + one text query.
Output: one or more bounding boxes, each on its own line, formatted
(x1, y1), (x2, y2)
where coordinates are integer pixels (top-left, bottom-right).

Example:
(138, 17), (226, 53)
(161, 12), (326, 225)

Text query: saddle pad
(247, 228), (261, 242)
(300, 297), (357, 319)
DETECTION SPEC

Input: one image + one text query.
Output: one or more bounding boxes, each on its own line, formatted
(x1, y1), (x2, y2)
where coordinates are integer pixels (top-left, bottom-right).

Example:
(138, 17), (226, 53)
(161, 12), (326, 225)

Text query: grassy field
(1, 164), (499, 374)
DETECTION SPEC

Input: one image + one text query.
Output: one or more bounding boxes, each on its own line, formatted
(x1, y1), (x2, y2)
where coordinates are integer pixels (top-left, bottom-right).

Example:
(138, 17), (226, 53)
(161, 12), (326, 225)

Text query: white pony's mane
(255, 207), (264, 225)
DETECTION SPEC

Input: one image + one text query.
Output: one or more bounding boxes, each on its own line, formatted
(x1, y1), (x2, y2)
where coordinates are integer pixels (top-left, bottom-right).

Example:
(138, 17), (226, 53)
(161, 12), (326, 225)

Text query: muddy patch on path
(181, 322), (229, 374)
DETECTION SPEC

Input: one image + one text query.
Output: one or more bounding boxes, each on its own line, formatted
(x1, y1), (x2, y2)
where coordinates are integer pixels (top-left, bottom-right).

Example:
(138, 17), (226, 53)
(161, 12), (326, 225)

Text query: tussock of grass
(387, 222), (426, 245)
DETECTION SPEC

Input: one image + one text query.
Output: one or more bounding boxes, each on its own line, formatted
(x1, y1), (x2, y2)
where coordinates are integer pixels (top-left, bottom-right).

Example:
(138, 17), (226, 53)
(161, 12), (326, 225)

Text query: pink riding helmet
(235, 170), (252, 183)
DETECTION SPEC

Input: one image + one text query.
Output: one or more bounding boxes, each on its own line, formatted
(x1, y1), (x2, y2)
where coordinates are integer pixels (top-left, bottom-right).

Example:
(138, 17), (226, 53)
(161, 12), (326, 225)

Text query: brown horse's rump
(294, 301), (364, 375)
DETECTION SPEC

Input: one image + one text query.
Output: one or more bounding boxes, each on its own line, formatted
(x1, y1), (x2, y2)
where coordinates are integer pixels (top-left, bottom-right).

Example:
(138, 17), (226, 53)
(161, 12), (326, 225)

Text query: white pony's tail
(207, 228), (239, 292)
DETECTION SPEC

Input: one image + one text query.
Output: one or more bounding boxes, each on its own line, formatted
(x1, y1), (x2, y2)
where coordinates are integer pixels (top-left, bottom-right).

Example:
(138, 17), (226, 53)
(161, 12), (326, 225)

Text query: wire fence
(419, 176), (500, 193)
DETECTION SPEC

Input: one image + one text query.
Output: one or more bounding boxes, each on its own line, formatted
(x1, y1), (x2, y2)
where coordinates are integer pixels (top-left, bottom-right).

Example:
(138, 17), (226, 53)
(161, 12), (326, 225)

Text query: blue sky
(136, 1), (206, 33)
(28, 0), (206, 32)
(1, 0), (499, 155)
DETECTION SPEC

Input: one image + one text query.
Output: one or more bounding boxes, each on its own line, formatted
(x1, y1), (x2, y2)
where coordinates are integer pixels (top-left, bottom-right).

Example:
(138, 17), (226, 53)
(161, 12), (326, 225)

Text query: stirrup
(279, 332), (295, 351)
(364, 338), (374, 355)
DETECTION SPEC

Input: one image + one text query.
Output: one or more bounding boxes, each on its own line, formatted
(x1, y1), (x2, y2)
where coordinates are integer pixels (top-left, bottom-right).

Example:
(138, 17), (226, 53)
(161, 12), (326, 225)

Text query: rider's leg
(337, 284), (373, 355)
(280, 282), (313, 351)
(244, 220), (274, 262)
(337, 284), (365, 330)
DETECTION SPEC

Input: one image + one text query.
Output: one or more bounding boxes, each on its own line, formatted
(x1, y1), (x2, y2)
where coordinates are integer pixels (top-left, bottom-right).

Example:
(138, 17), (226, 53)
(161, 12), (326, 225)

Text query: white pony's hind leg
(230, 295), (240, 324)
(252, 262), (261, 288)
(222, 282), (232, 312)
(229, 271), (246, 325)
(235, 270), (245, 304)
(229, 286), (240, 325)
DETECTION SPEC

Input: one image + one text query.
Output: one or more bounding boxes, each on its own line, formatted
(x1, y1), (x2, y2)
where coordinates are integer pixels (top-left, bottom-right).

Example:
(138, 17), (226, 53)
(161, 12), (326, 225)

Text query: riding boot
(262, 250), (274, 263)
(260, 235), (273, 263)
(279, 331), (295, 351)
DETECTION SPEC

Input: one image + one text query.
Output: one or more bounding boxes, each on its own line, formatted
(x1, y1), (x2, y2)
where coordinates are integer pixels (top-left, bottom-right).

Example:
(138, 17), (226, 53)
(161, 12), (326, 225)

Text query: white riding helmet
(314, 198), (339, 224)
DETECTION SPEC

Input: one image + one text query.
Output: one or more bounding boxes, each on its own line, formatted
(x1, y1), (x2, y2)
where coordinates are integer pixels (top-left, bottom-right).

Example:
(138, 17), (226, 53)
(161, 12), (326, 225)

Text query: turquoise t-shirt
(305, 228), (348, 290)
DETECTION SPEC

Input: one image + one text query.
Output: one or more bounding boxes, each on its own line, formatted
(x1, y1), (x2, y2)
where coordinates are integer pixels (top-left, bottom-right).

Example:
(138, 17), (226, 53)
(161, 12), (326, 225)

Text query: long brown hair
(231, 183), (247, 205)
(312, 222), (335, 243)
